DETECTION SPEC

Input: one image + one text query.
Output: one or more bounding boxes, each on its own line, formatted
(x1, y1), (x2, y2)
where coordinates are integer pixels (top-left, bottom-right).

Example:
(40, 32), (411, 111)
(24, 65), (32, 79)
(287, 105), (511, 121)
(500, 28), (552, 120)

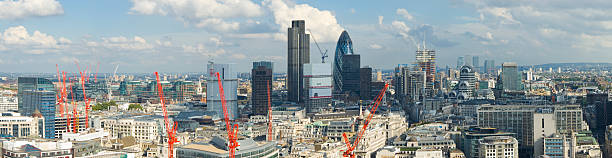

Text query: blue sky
(1, 0), (611, 73)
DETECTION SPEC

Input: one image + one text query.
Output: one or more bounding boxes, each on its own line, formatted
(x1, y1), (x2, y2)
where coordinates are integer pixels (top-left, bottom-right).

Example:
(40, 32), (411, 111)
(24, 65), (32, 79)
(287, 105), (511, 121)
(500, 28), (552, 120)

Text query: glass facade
(333, 31), (355, 95)
(18, 77), (56, 139)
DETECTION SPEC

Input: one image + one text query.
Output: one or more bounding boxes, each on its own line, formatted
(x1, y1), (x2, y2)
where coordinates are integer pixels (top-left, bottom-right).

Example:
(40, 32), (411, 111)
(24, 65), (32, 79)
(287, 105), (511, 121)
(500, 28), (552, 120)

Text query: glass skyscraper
(332, 31), (358, 96)
(18, 77), (56, 139)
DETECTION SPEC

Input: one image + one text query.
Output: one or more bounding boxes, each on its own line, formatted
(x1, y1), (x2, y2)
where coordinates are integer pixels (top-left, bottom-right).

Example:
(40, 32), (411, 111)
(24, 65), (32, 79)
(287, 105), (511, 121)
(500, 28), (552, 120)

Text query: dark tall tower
(287, 20), (310, 103)
(360, 67), (372, 100)
(252, 61), (273, 116)
(341, 54), (360, 96)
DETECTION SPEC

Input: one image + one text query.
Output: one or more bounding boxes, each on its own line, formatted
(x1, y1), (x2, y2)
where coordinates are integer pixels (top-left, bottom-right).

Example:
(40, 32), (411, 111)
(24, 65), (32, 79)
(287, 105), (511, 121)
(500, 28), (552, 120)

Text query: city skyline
(1, 0), (612, 73)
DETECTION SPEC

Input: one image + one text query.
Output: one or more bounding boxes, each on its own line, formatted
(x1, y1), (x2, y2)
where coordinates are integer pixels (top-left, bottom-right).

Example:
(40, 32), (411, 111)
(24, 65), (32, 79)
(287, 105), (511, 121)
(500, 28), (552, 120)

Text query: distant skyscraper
(457, 56), (465, 69)
(207, 62), (238, 120)
(465, 55), (472, 66)
(18, 77), (56, 139)
(472, 56), (480, 73)
(287, 20), (310, 103)
(484, 60), (495, 75)
(501, 62), (522, 91)
(333, 31), (358, 96)
(251, 61), (273, 116)
(415, 46), (436, 97)
(304, 63), (332, 113)
(394, 65), (426, 104)
(376, 70), (382, 82)
(360, 67), (372, 100)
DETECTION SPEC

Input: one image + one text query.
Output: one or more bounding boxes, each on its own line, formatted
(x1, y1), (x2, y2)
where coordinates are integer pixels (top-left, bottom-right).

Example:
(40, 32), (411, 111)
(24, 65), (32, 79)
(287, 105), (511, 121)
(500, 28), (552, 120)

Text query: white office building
(206, 62), (238, 120)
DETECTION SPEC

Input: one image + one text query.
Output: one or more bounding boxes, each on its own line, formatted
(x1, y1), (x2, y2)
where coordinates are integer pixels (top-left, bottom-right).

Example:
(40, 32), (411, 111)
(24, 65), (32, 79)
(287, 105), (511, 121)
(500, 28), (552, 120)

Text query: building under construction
(415, 45), (436, 97)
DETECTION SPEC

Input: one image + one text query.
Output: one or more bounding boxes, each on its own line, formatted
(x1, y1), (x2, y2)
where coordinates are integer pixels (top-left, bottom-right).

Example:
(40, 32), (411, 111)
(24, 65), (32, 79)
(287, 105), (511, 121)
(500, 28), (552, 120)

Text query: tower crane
(307, 29), (329, 63)
(155, 72), (179, 158)
(341, 83), (389, 158)
(216, 72), (240, 158)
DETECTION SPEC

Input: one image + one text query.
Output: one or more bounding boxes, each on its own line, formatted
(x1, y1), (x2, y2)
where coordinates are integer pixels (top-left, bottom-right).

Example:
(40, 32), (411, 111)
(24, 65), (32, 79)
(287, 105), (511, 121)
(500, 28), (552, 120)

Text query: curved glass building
(333, 31), (359, 95)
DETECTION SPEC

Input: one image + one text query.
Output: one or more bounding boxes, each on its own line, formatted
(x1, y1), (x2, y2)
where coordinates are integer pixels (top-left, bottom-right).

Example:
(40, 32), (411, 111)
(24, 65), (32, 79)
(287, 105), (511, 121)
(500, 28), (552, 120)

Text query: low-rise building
(176, 136), (278, 158)
(2, 139), (73, 158)
(0, 112), (42, 138)
(477, 136), (518, 158)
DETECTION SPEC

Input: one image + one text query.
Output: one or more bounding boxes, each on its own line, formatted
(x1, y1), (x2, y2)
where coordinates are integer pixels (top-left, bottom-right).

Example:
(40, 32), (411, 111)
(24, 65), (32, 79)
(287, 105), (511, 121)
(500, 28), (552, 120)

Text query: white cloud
(0, 0), (63, 19)
(0, 25), (68, 54)
(396, 8), (414, 20)
(350, 8), (356, 14)
(368, 43), (383, 49)
(264, 0), (344, 42)
(479, 7), (519, 24)
(88, 36), (153, 51)
(378, 16), (384, 25)
(391, 20), (411, 39)
(230, 53), (246, 59)
(129, 0), (263, 32)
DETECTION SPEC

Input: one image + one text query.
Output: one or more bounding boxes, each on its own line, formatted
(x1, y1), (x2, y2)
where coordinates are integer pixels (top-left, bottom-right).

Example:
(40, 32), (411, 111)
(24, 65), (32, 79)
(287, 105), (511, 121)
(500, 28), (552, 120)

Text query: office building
(333, 31), (359, 96)
(101, 114), (171, 143)
(207, 62), (238, 120)
(395, 65), (427, 104)
(0, 97), (18, 112)
(2, 139), (73, 158)
(0, 112), (42, 138)
(484, 60), (495, 75)
(18, 77), (56, 139)
(500, 62), (522, 91)
(477, 105), (583, 157)
(360, 67), (372, 100)
(252, 61), (273, 116)
(287, 20), (310, 103)
(457, 56), (465, 69)
(460, 127), (515, 158)
(415, 45), (436, 97)
(54, 115), (88, 139)
(453, 65), (477, 100)
(477, 136), (519, 158)
(543, 134), (569, 158)
(304, 63), (332, 113)
(473, 56), (480, 73)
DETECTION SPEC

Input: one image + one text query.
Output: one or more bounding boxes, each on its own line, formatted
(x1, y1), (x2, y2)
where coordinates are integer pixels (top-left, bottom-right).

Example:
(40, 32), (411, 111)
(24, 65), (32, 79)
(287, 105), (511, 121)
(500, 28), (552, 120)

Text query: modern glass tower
(332, 31), (357, 95)
(287, 20), (310, 103)
(501, 62), (522, 91)
(18, 77), (56, 139)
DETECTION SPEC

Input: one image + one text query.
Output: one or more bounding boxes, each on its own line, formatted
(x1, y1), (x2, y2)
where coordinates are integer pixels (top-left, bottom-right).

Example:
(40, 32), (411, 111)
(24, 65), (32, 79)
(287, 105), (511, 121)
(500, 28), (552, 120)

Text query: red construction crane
(77, 65), (91, 129)
(267, 80), (273, 141)
(341, 83), (388, 158)
(216, 72), (240, 158)
(154, 72), (179, 158)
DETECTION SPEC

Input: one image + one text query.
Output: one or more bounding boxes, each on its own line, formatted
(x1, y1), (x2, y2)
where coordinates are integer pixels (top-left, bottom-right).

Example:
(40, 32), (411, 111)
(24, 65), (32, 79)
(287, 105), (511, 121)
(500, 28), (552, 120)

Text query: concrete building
(101, 114), (171, 143)
(0, 112), (42, 138)
(252, 61), (273, 116)
(207, 62), (238, 120)
(477, 136), (519, 158)
(500, 62), (522, 91)
(287, 20), (310, 103)
(54, 115), (88, 139)
(460, 127), (515, 158)
(0, 97), (18, 112)
(2, 139), (73, 158)
(477, 105), (583, 157)
(543, 133), (570, 158)
(176, 136), (278, 158)
(303, 63), (332, 113)
(452, 65), (477, 100)
(415, 45), (436, 97)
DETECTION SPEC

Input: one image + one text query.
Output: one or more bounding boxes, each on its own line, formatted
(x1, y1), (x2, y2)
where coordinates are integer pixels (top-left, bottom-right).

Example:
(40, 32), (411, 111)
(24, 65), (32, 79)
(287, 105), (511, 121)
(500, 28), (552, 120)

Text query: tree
(92, 101), (119, 111)
(128, 104), (143, 111)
